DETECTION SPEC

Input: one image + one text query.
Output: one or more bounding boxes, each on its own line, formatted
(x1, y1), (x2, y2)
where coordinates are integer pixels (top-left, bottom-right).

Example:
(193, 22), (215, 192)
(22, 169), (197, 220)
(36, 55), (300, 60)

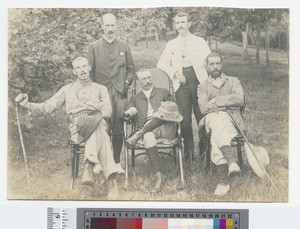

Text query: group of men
(16, 12), (245, 199)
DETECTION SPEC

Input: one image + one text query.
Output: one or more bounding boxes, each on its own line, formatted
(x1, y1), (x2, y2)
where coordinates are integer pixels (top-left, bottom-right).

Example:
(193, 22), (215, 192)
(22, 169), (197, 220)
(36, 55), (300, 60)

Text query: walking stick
(227, 111), (276, 189)
(15, 104), (33, 193)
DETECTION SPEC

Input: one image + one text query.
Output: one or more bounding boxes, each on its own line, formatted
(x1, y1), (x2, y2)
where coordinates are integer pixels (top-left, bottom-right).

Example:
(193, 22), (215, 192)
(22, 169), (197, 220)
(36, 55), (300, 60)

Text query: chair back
(133, 69), (174, 96)
(127, 69), (175, 132)
(240, 94), (247, 116)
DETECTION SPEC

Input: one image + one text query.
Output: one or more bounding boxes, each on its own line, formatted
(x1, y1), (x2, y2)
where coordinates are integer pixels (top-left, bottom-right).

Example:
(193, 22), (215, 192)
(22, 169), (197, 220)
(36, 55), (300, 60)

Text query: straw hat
(153, 101), (183, 122)
(244, 143), (270, 178)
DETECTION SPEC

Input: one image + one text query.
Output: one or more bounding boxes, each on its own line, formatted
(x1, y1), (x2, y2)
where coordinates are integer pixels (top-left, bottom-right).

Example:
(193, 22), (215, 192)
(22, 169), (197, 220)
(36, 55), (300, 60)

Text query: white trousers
(70, 119), (119, 179)
(204, 111), (239, 165)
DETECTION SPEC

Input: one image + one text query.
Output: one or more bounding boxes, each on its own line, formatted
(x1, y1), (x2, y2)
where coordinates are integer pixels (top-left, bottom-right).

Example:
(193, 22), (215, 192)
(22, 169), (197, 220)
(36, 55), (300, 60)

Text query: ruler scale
(47, 208), (248, 229)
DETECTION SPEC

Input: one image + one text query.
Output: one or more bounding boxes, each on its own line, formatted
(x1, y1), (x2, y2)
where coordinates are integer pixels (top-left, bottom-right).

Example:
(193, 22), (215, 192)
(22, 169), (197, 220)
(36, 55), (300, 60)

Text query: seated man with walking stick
(15, 56), (121, 200)
(197, 53), (245, 197)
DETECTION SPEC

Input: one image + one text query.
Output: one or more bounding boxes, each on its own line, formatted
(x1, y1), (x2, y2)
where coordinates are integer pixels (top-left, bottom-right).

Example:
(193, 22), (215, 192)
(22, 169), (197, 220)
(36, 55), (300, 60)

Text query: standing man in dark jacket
(87, 13), (136, 172)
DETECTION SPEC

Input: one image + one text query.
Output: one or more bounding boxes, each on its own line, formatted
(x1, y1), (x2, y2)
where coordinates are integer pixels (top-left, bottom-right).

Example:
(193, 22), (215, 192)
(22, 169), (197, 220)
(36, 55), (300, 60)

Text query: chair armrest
(119, 114), (133, 124)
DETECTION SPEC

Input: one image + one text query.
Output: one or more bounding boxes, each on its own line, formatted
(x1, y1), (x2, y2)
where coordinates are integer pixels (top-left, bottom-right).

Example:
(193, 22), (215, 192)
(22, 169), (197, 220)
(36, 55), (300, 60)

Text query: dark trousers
(107, 86), (126, 163)
(175, 66), (202, 162)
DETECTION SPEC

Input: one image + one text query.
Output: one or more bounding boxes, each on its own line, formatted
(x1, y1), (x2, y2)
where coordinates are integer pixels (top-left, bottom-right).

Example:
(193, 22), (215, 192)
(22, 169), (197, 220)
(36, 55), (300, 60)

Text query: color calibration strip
(47, 208), (248, 229)
(89, 218), (234, 229)
(80, 209), (248, 229)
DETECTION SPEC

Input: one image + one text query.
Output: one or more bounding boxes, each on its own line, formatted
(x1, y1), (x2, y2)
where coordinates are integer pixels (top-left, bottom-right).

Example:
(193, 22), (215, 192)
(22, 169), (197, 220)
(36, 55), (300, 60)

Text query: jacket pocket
(118, 50), (126, 67)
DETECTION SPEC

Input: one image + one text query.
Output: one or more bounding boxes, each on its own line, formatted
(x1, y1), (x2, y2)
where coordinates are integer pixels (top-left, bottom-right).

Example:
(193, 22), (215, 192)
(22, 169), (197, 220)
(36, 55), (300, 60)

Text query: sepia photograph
(7, 7), (289, 202)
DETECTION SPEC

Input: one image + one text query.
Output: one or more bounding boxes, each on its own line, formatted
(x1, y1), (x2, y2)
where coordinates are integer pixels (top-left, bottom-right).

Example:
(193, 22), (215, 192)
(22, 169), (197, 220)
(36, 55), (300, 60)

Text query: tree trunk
(278, 31), (282, 50)
(215, 40), (219, 52)
(154, 28), (159, 49)
(264, 21), (270, 65)
(234, 30), (238, 41)
(241, 23), (249, 58)
(250, 32), (255, 47)
(146, 36), (148, 48)
(286, 33), (289, 65)
(256, 28), (261, 65)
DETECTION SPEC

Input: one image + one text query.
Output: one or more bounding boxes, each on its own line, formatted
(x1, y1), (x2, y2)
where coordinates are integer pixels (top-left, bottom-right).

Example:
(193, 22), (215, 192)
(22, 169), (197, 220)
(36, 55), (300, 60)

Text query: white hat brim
(245, 143), (270, 178)
(153, 111), (183, 122)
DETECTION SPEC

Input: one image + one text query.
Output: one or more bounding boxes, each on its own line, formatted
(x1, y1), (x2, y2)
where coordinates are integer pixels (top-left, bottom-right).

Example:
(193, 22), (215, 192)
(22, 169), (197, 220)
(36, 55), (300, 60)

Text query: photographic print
(8, 7), (289, 202)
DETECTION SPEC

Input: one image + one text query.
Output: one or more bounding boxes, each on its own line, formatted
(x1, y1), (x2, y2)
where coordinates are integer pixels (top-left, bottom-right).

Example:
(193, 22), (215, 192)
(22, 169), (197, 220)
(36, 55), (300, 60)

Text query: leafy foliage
(8, 8), (289, 102)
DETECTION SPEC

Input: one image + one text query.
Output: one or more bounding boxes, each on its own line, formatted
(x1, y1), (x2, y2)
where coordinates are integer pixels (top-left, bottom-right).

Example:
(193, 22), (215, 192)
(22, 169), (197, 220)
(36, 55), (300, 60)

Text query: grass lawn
(7, 40), (288, 202)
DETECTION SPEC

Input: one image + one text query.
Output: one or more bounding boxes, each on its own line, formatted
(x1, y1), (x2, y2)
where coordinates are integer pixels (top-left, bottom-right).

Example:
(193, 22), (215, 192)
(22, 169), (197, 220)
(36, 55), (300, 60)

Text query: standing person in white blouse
(157, 12), (211, 162)
(15, 57), (121, 200)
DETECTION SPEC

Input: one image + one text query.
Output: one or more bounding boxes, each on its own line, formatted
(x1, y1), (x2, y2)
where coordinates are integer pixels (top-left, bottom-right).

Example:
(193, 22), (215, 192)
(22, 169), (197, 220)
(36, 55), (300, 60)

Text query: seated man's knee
(144, 132), (157, 148)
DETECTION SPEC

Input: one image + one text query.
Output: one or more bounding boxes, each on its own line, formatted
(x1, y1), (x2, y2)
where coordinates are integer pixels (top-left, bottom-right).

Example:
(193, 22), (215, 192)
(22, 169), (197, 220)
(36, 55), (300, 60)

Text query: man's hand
(15, 94), (30, 109)
(174, 72), (186, 85)
(124, 107), (138, 117)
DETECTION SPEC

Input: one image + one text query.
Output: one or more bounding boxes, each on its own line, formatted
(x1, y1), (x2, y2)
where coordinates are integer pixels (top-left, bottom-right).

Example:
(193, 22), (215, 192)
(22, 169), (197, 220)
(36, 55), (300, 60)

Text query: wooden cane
(227, 111), (276, 189)
(15, 104), (33, 193)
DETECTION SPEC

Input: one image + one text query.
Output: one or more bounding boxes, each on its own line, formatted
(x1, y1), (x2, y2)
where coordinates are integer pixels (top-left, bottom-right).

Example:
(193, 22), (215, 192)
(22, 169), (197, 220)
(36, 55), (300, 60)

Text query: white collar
(178, 32), (192, 41)
(103, 35), (116, 43)
(142, 86), (154, 98)
(208, 73), (227, 88)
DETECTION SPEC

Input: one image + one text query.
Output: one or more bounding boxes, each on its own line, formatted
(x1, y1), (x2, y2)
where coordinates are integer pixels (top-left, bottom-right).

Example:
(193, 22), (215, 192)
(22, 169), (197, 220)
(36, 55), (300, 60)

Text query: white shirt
(208, 73), (226, 89)
(180, 34), (192, 67)
(142, 86), (154, 117)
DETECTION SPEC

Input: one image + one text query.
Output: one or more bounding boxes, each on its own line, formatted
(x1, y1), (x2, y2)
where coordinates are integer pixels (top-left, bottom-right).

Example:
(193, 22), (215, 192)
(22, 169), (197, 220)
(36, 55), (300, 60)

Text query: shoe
(214, 184), (230, 196)
(81, 163), (94, 186)
(93, 163), (102, 175)
(107, 179), (119, 200)
(126, 130), (144, 146)
(228, 162), (241, 177)
(115, 163), (125, 174)
(152, 172), (163, 193)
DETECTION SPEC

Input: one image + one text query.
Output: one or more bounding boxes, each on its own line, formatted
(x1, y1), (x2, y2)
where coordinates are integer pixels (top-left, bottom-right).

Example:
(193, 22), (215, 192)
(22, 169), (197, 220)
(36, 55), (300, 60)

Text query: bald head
(102, 13), (116, 24)
(102, 13), (117, 40)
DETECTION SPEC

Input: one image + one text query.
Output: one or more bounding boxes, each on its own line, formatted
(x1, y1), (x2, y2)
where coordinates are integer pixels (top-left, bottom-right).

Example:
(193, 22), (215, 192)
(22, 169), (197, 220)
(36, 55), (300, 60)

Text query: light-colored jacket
(197, 74), (245, 131)
(157, 33), (211, 91)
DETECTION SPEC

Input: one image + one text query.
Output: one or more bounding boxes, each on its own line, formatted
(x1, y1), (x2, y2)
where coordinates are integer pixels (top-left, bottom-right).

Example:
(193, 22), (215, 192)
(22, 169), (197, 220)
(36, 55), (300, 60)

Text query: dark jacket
(87, 37), (136, 96)
(126, 87), (174, 128)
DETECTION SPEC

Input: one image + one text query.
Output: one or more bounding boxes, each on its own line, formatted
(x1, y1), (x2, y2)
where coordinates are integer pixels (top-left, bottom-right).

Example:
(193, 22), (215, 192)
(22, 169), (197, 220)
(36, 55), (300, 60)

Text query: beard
(210, 70), (222, 79)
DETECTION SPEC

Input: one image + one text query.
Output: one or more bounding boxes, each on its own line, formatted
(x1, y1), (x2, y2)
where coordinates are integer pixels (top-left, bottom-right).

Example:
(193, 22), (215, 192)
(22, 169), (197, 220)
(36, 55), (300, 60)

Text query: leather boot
(81, 161), (94, 186)
(214, 164), (230, 196)
(126, 129), (144, 146)
(152, 172), (163, 193)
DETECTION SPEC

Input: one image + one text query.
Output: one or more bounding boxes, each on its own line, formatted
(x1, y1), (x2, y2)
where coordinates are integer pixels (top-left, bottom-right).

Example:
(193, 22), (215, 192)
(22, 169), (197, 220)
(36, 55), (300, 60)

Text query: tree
(118, 8), (168, 47)
(251, 9), (289, 65)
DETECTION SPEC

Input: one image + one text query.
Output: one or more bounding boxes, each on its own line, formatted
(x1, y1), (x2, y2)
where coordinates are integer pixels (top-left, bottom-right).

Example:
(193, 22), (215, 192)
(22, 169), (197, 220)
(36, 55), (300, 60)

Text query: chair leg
(206, 142), (211, 173)
(173, 148), (177, 166)
(75, 148), (80, 178)
(70, 146), (76, 190)
(237, 141), (243, 168)
(177, 147), (185, 187)
(125, 145), (129, 191)
(131, 149), (135, 168)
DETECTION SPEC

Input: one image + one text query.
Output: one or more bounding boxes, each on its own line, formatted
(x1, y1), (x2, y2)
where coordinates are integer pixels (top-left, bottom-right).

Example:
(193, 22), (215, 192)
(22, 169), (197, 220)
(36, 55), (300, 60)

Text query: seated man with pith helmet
(124, 68), (182, 193)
